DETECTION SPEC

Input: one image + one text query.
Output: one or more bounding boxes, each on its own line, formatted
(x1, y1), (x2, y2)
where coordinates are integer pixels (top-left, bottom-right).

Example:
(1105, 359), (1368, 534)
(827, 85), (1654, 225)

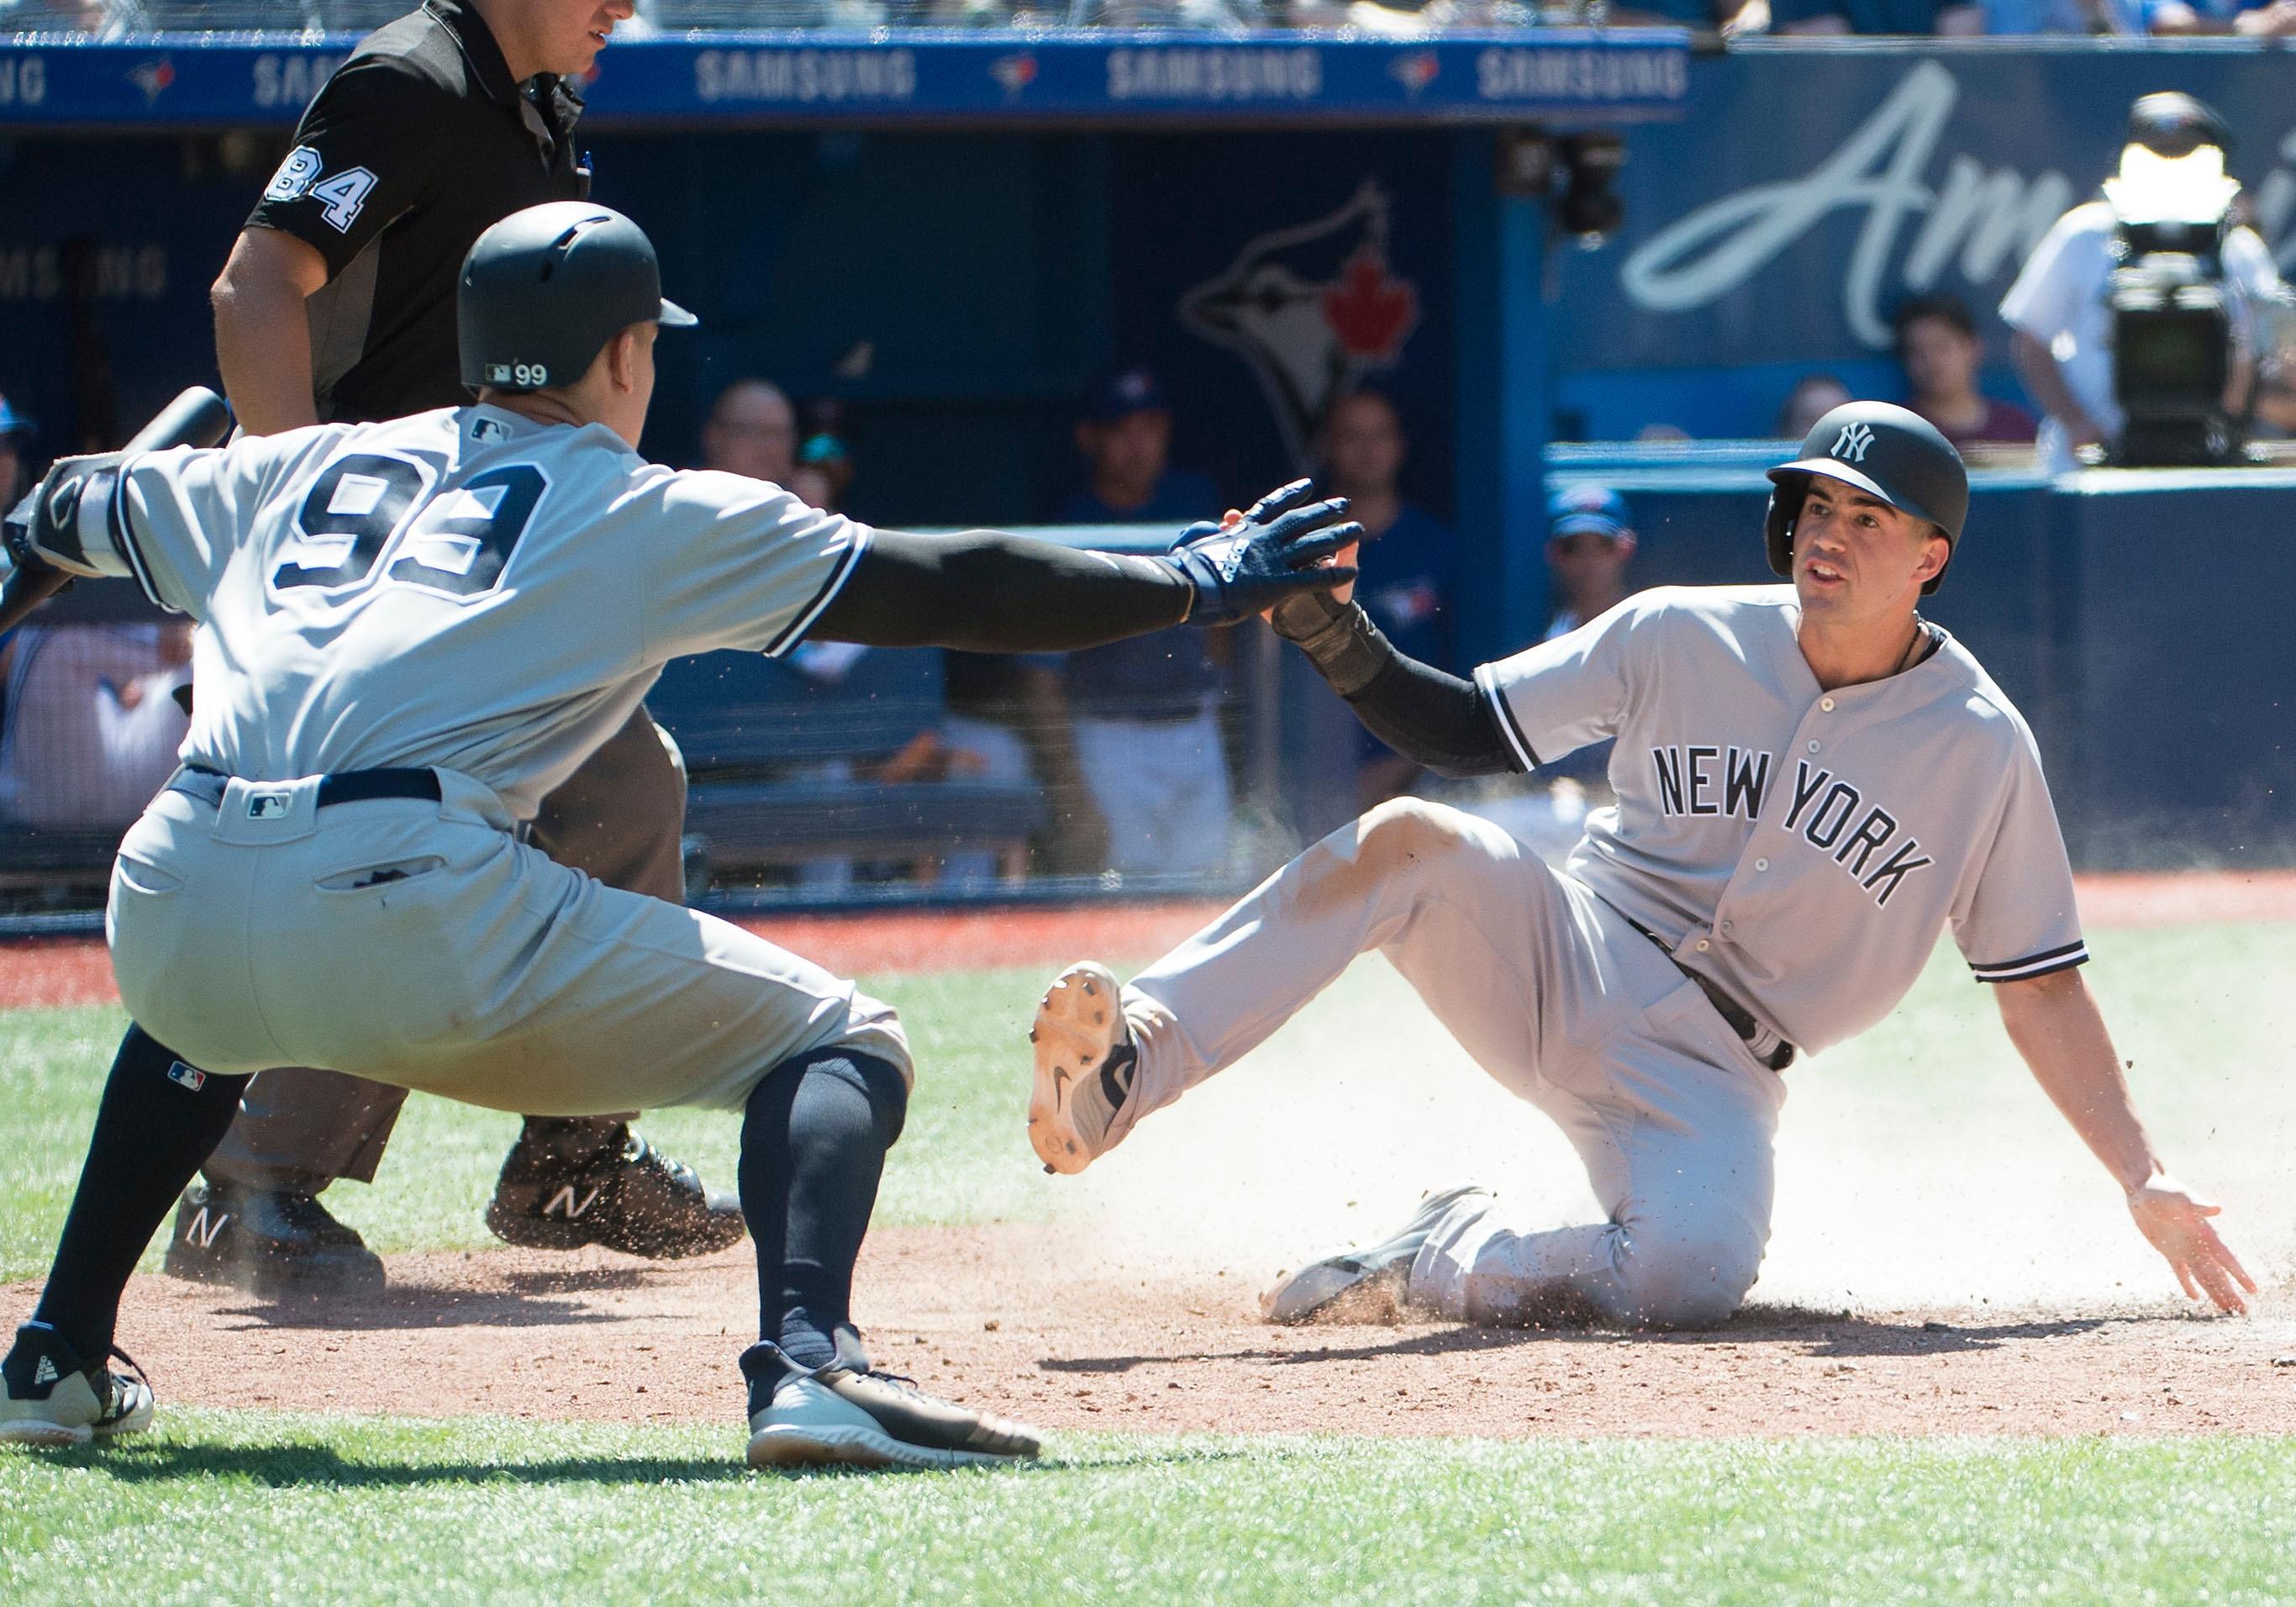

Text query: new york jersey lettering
(1783, 761), (1933, 906)
(1651, 745), (1773, 821)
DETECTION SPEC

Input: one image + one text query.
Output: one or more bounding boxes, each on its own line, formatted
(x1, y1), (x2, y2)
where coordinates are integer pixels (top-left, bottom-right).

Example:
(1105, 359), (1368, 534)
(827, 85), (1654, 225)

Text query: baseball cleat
(1028, 962), (1138, 1175)
(742, 1340), (1041, 1473)
(487, 1123), (745, 1259)
(1, 1322), (155, 1448)
(163, 1183), (387, 1299)
(1261, 1183), (1495, 1325)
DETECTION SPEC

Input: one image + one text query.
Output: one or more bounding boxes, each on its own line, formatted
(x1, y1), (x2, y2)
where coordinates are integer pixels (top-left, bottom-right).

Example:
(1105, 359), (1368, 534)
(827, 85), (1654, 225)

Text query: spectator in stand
(1980, 0), (2144, 31)
(1466, 486), (1643, 867)
(1777, 373), (1852, 440)
(790, 408), (856, 514)
(0, 621), (192, 832)
(0, 392), (192, 838)
(1769, 0), (1982, 29)
(1316, 389), (1456, 805)
(1893, 295), (2038, 450)
(701, 377), (799, 486)
(0, 393), (32, 508)
(1053, 368), (1230, 878)
(2143, 0), (2296, 33)
(1542, 484), (1639, 642)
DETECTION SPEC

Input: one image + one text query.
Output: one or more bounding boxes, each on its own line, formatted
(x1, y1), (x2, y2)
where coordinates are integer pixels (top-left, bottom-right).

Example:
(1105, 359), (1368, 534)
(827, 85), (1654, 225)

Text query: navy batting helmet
(1763, 402), (1968, 597)
(458, 203), (697, 395)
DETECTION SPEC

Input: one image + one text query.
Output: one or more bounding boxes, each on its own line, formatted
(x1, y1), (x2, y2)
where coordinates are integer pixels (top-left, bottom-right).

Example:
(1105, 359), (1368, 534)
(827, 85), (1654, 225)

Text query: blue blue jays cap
(0, 394), (34, 440)
(1548, 483), (1631, 540)
(1087, 367), (1169, 423)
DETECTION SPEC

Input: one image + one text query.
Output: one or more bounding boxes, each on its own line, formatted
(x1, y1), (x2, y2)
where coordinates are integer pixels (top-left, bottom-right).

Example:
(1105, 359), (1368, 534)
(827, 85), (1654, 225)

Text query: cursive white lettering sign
(1621, 62), (2074, 348)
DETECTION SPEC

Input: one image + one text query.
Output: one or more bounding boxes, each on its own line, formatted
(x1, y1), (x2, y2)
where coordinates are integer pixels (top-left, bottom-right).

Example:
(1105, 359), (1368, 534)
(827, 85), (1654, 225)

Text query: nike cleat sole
(1027, 962), (1125, 1176)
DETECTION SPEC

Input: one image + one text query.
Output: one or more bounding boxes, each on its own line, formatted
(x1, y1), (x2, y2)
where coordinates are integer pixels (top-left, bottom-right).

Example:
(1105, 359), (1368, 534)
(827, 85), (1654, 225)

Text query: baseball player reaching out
(1029, 402), (2254, 1332)
(0, 203), (1361, 1464)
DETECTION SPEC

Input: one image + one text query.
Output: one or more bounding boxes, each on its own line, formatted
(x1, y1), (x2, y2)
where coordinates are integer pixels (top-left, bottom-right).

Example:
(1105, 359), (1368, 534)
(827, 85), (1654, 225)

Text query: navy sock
(30, 1025), (249, 1358)
(735, 1049), (907, 1405)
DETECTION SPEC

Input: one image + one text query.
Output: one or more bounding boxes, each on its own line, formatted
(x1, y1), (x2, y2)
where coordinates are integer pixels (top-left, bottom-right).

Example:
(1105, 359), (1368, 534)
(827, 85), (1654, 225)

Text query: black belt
(1628, 919), (1795, 1072)
(168, 763), (443, 811)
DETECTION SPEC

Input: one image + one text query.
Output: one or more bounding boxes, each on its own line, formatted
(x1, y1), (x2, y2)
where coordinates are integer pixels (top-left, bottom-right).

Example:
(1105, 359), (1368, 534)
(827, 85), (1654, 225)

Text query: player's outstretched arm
(1263, 588), (1521, 778)
(814, 480), (1360, 653)
(1993, 967), (2255, 1313)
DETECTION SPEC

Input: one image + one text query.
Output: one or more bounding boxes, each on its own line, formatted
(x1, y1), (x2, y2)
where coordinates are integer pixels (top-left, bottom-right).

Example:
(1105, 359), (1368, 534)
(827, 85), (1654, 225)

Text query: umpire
(171, 0), (741, 1299)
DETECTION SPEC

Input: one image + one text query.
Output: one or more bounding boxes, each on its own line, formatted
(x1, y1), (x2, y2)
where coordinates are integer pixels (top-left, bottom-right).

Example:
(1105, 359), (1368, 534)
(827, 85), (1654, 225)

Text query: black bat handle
(124, 385), (234, 456)
(0, 386), (234, 635)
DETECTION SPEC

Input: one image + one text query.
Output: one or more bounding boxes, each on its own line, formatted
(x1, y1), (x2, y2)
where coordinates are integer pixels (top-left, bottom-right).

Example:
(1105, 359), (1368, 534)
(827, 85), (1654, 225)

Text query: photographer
(1999, 92), (2285, 471)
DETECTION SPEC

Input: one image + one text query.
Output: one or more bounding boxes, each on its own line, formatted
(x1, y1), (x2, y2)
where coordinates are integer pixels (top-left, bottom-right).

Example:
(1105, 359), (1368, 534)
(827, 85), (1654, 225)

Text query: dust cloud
(1040, 954), (2293, 1321)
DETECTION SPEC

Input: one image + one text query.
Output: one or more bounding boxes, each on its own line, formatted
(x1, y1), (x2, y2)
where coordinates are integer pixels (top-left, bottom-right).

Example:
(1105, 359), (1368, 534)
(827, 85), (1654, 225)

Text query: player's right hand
(2126, 1178), (2255, 1315)
(1165, 479), (1362, 629)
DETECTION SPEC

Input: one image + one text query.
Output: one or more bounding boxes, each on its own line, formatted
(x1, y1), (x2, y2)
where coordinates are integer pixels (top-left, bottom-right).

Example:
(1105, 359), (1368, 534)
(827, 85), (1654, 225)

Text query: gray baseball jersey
(88, 404), (908, 1114)
(97, 403), (868, 822)
(1084, 582), (2090, 1329)
(1473, 584), (2086, 1054)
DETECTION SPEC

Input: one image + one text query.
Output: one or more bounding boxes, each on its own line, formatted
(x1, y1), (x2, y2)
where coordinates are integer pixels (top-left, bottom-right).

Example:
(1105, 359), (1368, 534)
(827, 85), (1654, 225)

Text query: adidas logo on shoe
(32, 1357), (58, 1388)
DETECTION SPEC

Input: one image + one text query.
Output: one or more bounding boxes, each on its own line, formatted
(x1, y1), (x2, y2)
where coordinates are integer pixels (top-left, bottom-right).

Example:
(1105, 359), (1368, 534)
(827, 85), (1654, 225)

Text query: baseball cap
(1087, 367), (1169, 423)
(1547, 483), (1632, 540)
(0, 394), (34, 440)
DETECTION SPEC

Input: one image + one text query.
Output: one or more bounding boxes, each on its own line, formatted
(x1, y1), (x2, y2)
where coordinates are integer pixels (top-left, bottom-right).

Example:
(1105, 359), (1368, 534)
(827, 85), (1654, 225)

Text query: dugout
(1, 30), (2290, 879)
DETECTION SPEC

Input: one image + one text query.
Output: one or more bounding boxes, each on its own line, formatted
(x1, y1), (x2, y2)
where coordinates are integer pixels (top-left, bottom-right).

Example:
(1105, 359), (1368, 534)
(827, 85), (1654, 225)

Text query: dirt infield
(7, 1227), (2291, 1440)
(3, 870), (2293, 1009)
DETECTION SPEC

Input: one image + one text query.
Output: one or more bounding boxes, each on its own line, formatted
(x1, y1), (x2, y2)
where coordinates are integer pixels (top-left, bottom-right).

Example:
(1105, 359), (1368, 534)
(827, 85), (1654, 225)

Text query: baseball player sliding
(0, 203), (1361, 1465)
(1031, 402), (2254, 1331)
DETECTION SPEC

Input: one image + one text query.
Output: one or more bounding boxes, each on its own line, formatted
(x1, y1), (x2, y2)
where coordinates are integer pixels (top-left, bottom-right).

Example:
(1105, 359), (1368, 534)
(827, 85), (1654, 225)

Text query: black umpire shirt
(246, 0), (588, 424)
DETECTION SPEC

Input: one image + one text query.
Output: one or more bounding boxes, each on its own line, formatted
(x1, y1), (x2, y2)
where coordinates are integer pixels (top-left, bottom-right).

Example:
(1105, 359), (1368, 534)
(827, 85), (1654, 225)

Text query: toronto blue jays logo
(1178, 182), (1421, 472)
(129, 57), (176, 106)
(990, 52), (1037, 100)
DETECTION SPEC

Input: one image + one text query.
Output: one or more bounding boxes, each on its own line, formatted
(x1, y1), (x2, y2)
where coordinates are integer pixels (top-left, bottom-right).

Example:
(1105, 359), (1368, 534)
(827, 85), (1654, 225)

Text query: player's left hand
(1222, 508), (1358, 614)
(2126, 1177), (2255, 1314)
(1167, 480), (1362, 628)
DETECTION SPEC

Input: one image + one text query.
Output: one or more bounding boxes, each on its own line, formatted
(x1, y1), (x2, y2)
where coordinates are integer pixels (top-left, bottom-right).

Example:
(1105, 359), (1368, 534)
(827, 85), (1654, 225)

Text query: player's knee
(1352, 798), (1486, 880)
(1611, 1229), (1760, 1330)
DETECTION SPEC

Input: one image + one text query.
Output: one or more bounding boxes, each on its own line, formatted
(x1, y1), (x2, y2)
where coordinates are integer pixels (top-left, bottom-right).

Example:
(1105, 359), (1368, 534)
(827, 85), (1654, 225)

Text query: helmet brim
(659, 297), (699, 329)
(1767, 459), (1945, 533)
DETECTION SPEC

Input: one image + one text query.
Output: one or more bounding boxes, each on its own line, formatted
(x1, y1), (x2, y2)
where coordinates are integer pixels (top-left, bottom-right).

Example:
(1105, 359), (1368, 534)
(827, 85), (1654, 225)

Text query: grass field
(6, 1413), (2296, 1604)
(4, 922), (2294, 1600)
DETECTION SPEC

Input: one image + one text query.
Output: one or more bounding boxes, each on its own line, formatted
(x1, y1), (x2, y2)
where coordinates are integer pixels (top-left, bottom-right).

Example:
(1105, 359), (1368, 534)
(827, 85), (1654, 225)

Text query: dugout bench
(650, 645), (1046, 893)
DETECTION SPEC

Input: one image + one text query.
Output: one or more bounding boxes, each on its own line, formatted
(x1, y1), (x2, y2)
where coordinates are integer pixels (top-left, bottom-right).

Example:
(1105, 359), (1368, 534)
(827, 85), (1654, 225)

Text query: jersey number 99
(271, 454), (545, 603)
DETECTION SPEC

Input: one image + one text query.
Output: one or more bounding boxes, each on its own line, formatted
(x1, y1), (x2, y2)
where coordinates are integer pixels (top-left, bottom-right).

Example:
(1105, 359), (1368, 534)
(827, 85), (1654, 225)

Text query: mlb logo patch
(487, 363), (515, 384)
(247, 793), (291, 819)
(166, 1061), (206, 1092)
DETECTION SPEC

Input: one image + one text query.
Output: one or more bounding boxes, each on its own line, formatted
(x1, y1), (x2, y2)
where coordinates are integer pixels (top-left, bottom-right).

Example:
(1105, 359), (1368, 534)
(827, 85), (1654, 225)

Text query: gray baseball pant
(1115, 798), (1787, 1329)
(197, 707), (687, 1194)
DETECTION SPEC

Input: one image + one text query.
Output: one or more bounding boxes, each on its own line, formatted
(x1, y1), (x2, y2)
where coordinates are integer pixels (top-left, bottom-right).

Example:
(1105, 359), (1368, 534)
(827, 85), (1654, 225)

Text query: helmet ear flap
(1764, 473), (1806, 579)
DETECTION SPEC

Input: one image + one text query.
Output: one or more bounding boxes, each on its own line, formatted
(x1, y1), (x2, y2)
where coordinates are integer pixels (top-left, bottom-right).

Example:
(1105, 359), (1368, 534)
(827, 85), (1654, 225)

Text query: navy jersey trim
(1472, 666), (1543, 772)
(108, 458), (177, 614)
(762, 529), (872, 660)
(1970, 940), (2089, 983)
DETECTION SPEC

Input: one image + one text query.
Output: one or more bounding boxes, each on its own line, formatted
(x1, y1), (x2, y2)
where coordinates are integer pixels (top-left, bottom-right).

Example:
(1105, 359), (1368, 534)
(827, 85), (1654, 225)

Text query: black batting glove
(1162, 480), (1364, 628)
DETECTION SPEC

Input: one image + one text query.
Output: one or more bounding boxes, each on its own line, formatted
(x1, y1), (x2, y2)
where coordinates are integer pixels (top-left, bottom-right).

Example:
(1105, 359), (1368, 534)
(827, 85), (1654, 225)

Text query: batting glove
(1164, 480), (1362, 628)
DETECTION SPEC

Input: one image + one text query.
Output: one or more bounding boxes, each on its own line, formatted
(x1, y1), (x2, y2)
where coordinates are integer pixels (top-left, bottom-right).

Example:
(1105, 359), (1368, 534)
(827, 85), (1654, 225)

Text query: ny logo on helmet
(1832, 422), (1877, 463)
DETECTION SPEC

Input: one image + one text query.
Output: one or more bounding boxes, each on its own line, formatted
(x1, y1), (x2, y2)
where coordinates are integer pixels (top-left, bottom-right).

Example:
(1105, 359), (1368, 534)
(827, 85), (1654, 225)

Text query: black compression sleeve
(1345, 654), (1523, 778)
(811, 530), (1192, 652)
(1268, 592), (1520, 777)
